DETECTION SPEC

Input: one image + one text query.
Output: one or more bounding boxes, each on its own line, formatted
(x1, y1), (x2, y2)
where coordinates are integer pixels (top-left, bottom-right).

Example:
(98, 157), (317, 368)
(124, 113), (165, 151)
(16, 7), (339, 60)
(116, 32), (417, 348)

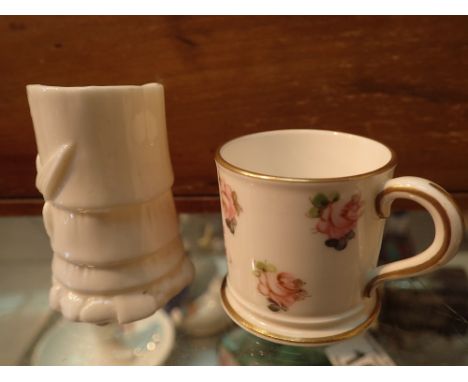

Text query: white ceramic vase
(27, 83), (194, 325)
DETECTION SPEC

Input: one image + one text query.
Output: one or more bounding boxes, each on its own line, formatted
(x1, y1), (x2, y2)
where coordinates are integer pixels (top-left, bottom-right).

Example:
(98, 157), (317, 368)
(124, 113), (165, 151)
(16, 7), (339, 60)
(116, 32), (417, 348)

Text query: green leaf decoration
(330, 192), (340, 202)
(255, 261), (267, 272)
(268, 303), (281, 312)
(265, 262), (277, 273)
(226, 218), (237, 234)
(232, 191), (243, 215)
(308, 206), (320, 218)
(295, 279), (306, 288)
(253, 270), (261, 277)
(311, 193), (329, 209)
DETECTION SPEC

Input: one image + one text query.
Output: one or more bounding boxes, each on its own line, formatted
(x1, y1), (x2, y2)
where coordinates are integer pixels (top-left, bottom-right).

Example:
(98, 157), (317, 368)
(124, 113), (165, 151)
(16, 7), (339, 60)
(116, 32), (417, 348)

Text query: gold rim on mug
(215, 129), (398, 183)
(220, 276), (382, 346)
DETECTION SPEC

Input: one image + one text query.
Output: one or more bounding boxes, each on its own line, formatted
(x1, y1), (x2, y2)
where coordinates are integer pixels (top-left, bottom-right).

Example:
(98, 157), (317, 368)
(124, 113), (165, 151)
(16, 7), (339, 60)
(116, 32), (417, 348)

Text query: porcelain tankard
(215, 129), (463, 346)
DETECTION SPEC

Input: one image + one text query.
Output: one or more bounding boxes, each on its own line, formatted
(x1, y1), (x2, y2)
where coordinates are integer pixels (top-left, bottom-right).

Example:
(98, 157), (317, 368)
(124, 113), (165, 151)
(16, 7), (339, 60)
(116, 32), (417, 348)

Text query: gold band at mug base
(220, 276), (381, 346)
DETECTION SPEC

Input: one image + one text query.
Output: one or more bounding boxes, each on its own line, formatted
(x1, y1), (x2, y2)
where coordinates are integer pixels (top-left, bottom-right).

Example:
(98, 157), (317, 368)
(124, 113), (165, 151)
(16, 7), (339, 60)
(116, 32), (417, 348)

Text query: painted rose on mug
(253, 260), (309, 312)
(307, 192), (363, 251)
(219, 177), (243, 234)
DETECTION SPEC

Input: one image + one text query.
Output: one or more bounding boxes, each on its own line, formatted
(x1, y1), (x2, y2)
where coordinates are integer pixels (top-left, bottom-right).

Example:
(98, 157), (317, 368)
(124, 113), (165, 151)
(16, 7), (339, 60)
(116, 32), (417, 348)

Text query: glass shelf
(0, 211), (467, 365)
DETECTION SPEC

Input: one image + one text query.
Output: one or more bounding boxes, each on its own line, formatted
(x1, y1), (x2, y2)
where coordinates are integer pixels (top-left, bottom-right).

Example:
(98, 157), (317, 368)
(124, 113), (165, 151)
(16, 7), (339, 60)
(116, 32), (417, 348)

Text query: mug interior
(218, 130), (394, 179)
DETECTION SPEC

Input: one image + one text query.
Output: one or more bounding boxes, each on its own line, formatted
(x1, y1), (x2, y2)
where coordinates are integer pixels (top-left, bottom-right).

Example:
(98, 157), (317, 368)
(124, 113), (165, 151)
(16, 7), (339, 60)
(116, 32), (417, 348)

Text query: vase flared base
(31, 310), (175, 365)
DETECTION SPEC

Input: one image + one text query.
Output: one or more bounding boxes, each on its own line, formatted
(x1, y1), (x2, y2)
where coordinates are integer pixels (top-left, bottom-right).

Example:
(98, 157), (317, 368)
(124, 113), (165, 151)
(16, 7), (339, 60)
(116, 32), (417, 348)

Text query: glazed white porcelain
(43, 190), (180, 266)
(31, 311), (176, 366)
(28, 84), (173, 209)
(27, 83), (194, 324)
(215, 129), (464, 346)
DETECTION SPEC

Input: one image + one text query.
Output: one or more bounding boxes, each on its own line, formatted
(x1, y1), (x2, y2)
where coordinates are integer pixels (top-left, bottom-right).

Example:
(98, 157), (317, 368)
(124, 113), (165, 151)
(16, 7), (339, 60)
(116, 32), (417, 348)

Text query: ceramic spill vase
(27, 83), (194, 324)
(215, 129), (464, 346)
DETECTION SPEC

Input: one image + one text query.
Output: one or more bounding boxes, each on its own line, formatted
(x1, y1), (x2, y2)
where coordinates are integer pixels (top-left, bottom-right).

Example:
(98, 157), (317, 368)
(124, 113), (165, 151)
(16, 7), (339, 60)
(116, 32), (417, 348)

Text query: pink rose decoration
(316, 195), (362, 239)
(219, 177), (242, 234)
(254, 262), (308, 312)
(308, 192), (363, 251)
(220, 180), (237, 221)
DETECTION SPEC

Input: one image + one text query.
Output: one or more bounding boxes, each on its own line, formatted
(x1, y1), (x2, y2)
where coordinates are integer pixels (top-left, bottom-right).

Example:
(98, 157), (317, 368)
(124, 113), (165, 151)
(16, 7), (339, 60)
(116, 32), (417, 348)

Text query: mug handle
(363, 176), (465, 297)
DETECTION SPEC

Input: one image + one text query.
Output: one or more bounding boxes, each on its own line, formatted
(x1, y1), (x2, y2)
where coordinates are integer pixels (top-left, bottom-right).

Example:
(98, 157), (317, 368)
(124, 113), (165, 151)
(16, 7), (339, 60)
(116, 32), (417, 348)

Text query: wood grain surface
(1, 16), (468, 213)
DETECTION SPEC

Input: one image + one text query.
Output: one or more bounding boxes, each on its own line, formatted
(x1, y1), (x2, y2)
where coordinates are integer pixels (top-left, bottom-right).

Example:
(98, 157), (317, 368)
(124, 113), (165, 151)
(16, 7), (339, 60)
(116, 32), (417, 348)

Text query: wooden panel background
(1, 16), (468, 213)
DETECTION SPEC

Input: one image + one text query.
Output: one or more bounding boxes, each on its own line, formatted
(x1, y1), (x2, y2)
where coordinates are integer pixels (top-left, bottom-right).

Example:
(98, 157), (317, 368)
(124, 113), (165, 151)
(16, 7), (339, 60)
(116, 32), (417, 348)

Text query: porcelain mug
(215, 129), (464, 346)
